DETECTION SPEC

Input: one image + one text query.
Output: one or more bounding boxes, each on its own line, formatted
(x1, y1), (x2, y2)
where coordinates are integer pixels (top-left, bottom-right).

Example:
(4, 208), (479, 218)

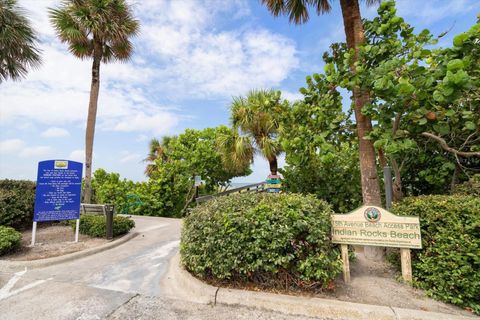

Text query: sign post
(32, 160), (83, 246)
(332, 206), (421, 283)
(340, 244), (350, 283)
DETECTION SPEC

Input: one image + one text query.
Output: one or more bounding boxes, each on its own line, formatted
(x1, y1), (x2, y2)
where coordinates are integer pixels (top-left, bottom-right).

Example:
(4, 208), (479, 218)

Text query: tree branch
(421, 132), (480, 157)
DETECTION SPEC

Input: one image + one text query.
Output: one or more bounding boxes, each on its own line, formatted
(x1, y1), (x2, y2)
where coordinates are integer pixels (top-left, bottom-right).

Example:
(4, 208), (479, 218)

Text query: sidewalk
(162, 254), (479, 320)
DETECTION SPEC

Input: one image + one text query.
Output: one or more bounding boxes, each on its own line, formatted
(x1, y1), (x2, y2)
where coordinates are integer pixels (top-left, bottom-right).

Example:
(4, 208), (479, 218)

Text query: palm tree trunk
(83, 44), (102, 204)
(268, 156), (278, 175)
(340, 0), (383, 260)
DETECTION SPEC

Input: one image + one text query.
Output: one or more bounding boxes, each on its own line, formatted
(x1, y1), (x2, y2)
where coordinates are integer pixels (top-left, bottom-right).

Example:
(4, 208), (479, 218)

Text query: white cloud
(136, 1), (298, 98)
(281, 90), (303, 102)
(19, 146), (54, 158)
(0, 139), (26, 153)
(0, 3), (180, 136)
(0, 139), (53, 159)
(68, 149), (84, 162)
(119, 151), (142, 163)
(104, 111), (179, 135)
(41, 127), (70, 138)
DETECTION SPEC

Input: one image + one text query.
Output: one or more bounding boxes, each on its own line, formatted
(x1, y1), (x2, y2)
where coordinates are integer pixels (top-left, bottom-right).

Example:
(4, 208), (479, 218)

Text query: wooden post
(341, 244), (351, 283)
(400, 248), (412, 283)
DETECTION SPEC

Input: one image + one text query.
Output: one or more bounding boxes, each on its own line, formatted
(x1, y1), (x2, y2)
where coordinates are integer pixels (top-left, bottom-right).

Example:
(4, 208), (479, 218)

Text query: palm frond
(48, 0), (139, 63)
(0, 0), (42, 82)
(261, 0), (332, 24)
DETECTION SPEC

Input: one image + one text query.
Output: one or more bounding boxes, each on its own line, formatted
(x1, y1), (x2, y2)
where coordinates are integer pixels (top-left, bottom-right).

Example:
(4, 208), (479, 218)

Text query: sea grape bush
(393, 195), (480, 314)
(181, 193), (342, 289)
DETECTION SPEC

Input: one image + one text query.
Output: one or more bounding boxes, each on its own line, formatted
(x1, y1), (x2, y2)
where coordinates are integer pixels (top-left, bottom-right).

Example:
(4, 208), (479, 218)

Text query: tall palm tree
(49, 0), (139, 203)
(261, 0), (381, 205)
(0, 0), (41, 82)
(220, 89), (287, 175)
(144, 136), (173, 177)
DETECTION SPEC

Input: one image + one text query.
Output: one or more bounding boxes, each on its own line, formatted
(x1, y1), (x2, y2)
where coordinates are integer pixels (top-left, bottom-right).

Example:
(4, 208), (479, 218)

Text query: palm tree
(219, 89), (287, 175)
(216, 129), (254, 176)
(261, 0), (383, 259)
(49, 0), (139, 203)
(261, 0), (381, 205)
(0, 0), (41, 82)
(144, 136), (173, 177)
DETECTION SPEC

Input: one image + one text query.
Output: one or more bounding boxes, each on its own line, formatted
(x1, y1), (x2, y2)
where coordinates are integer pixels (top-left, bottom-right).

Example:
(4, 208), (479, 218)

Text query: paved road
(0, 216), (324, 320)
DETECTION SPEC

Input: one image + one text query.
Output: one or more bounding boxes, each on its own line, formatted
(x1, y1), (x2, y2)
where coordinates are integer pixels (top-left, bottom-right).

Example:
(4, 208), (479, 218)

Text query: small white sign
(194, 175), (202, 187)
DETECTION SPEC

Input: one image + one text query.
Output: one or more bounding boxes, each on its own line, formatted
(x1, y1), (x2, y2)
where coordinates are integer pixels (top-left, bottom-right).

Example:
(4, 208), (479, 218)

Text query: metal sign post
(31, 222), (37, 246)
(75, 219), (80, 242)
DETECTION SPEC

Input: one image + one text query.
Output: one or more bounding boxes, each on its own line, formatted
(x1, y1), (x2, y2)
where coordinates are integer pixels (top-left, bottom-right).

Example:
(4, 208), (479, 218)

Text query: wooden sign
(332, 206), (421, 249)
(265, 174), (281, 193)
(331, 206), (421, 284)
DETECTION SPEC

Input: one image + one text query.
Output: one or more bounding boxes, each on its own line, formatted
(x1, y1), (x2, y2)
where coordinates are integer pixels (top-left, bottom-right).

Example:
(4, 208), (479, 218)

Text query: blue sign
(33, 160), (83, 222)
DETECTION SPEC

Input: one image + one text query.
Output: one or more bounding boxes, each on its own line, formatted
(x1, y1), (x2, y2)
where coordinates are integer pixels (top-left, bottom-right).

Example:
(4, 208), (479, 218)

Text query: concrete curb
(161, 254), (218, 304)
(0, 232), (138, 272)
(166, 254), (478, 320)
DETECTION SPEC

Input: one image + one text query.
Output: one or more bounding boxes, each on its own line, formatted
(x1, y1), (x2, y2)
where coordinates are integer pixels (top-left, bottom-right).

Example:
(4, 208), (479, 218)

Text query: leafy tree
(144, 136), (174, 177)
(261, 0), (383, 213)
(279, 70), (361, 212)
(220, 89), (288, 175)
(155, 126), (252, 191)
(0, 0), (41, 82)
(49, 0), (139, 203)
(338, 1), (479, 195)
(94, 127), (251, 217)
(283, 1), (479, 203)
(281, 143), (362, 213)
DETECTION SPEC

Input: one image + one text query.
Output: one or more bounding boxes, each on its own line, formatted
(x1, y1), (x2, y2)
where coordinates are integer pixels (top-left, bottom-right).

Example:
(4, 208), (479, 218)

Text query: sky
(0, 0), (478, 183)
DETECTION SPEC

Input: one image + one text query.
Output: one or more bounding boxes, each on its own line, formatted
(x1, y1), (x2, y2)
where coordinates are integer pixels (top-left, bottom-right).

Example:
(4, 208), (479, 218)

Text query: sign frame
(331, 205), (422, 284)
(31, 159), (83, 246)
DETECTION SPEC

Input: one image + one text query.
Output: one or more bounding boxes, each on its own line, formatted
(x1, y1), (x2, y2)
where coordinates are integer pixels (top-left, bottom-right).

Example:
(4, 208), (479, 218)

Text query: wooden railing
(195, 182), (265, 204)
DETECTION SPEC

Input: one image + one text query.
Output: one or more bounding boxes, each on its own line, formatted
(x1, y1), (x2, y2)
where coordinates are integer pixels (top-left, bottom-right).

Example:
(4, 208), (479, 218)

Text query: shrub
(392, 195), (480, 314)
(0, 226), (22, 256)
(181, 193), (342, 289)
(452, 174), (480, 196)
(70, 215), (135, 238)
(0, 180), (36, 229)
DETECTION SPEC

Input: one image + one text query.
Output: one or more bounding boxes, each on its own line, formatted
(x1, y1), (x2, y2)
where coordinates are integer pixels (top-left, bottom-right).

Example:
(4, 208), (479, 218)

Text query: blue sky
(0, 0), (478, 183)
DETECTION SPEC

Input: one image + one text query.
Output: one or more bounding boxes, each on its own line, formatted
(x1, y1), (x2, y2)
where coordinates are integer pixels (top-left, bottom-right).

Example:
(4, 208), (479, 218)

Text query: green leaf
(447, 59), (464, 72)
(453, 33), (468, 47)
(433, 90), (444, 102)
(445, 109), (456, 117)
(465, 121), (476, 130)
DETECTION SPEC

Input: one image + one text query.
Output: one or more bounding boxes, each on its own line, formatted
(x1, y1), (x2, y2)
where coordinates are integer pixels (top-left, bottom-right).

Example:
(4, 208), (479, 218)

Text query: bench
(80, 203), (115, 239)
(80, 203), (115, 216)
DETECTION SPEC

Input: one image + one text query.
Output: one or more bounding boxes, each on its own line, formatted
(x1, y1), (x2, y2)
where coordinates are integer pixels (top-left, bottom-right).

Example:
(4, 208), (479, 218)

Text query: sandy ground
(2, 224), (108, 261)
(318, 248), (470, 315)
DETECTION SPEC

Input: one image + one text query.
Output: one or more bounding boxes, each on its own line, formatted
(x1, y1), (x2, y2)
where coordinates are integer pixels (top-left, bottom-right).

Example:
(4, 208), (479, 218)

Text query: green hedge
(0, 180), (36, 229)
(70, 215), (135, 238)
(0, 226), (22, 256)
(392, 195), (480, 314)
(181, 193), (342, 289)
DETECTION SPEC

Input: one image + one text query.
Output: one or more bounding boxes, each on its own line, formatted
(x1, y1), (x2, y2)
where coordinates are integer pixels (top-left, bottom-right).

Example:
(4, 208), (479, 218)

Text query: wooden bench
(80, 203), (115, 216)
(80, 203), (115, 239)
